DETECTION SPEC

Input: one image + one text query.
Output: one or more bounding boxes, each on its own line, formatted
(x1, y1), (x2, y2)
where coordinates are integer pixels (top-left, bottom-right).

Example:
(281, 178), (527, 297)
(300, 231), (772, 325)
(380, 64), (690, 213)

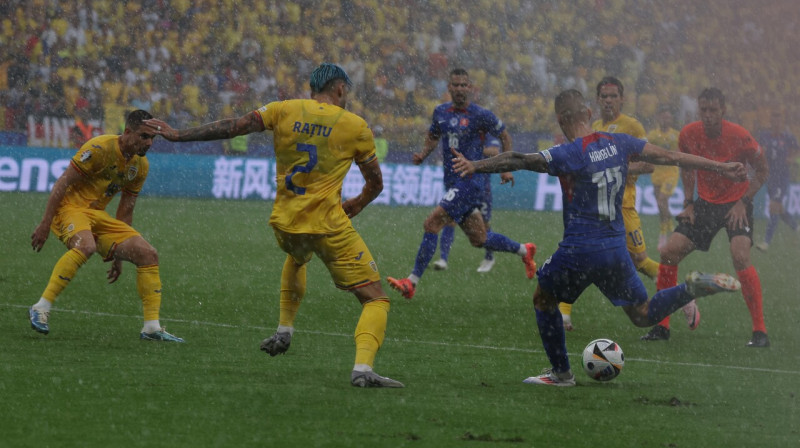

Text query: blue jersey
(541, 132), (647, 251)
(429, 102), (505, 188)
(757, 130), (798, 191)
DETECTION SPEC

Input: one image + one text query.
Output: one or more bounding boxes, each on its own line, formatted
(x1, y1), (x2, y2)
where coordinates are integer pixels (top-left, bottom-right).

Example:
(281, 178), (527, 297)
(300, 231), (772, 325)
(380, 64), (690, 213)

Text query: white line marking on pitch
(8, 304), (798, 376)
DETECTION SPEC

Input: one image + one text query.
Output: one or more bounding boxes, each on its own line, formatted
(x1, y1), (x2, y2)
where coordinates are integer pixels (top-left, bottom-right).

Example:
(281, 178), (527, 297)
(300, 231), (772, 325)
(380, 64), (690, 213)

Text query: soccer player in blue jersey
(755, 107), (799, 251)
(452, 89), (746, 386)
(433, 136), (500, 273)
(387, 68), (536, 299)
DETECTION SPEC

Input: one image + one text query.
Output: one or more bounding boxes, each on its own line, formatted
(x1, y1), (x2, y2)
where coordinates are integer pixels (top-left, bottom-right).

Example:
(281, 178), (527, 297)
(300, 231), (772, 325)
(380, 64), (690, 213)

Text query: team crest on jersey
(79, 150), (92, 162)
(126, 166), (138, 180)
(607, 125), (618, 132)
(459, 118), (469, 127)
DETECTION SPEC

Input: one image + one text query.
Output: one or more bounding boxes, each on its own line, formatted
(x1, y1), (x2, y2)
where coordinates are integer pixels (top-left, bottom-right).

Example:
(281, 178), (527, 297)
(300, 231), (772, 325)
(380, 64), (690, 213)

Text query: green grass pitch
(1, 192), (798, 447)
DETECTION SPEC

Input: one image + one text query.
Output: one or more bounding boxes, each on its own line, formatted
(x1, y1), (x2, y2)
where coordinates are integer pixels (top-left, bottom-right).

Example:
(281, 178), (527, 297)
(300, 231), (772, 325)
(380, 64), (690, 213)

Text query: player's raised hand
(719, 162), (747, 181)
(450, 148), (475, 177)
(143, 119), (178, 141)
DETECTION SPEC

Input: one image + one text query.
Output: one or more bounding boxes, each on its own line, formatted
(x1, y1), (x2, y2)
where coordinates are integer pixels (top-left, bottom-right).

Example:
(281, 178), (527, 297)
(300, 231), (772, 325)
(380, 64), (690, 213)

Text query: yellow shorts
(623, 206), (647, 255)
(272, 224), (381, 290)
(51, 206), (141, 260)
(651, 167), (679, 197)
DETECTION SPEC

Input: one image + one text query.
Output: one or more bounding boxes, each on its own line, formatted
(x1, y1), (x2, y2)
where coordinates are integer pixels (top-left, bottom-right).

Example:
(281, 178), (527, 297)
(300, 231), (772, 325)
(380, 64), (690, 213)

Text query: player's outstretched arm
(451, 148), (547, 177)
(144, 112), (265, 142)
(639, 143), (746, 181)
(343, 159), (383, 219)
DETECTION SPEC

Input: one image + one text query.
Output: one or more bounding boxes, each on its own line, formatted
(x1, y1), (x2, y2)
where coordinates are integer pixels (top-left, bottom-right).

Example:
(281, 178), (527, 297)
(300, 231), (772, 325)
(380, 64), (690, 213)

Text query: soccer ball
(582, 338), (624, 381)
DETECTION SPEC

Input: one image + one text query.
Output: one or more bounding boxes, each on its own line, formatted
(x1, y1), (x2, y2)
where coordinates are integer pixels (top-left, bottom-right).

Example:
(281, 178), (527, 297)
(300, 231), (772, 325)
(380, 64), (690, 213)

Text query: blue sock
(646, 284), (693, 325)
(412, 232), (439, 278)
(765, 214), (778, 244)
(440, 226), (455, 261)
(483, 231), (521, 254)
(535, 308), (570, 373)
(485, 227), (494, 260)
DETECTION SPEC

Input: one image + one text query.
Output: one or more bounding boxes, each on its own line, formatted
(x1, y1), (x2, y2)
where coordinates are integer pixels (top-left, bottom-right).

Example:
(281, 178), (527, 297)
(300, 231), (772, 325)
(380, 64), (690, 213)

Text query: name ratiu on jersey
(589, 144), (619, 163)
(292, 121), (333, 137)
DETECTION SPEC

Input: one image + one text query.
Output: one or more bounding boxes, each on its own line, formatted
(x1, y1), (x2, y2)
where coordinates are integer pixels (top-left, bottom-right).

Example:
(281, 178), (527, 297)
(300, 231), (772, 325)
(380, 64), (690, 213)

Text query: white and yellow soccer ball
(582, 338), (624, 381)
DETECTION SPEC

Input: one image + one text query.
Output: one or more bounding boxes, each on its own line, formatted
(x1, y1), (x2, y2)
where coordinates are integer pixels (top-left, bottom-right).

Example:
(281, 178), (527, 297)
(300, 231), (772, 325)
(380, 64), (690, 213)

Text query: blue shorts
(537, 244), (649, 306)
(440, 178), (484, 224)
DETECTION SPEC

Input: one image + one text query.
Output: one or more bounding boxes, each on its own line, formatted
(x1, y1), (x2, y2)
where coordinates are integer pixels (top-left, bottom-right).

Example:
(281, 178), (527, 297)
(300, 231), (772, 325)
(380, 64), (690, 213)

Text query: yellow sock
(354, 299), (390, 368)
(137, 265), (162, 321)
(636, 257), (660, 280)
(279, 256), (306, 328)
(558, 302), (572, 316)
(660, 220), (674, 236)
(42, 248), (89, 301)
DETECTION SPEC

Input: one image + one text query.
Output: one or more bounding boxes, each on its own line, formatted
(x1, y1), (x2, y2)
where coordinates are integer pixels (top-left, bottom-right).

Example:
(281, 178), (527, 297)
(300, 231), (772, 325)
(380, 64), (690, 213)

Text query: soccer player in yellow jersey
(647, 106), (681, 250)
(144, 63), (403, 388)
(558, 77), (666, 331)
(29, 110), (184, 342)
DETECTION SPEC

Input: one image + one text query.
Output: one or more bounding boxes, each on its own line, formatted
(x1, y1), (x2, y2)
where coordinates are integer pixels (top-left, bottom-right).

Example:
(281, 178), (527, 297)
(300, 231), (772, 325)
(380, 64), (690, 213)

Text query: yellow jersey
(66, 134), (149, 210)
(647, 126), (680, 184)
(257, 99), (377, 234)
(591, 114), (646, 209)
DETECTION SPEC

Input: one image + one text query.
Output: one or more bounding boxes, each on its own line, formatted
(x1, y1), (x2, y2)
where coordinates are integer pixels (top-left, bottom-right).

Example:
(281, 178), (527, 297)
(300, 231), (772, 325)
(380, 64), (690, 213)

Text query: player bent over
(29, 110), (184, 342)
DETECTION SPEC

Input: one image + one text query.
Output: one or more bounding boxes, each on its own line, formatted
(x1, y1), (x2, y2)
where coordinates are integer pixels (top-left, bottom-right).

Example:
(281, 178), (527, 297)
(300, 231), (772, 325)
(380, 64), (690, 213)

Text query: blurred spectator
(373, 125), (389, 163)
(1, 0), (798, 151)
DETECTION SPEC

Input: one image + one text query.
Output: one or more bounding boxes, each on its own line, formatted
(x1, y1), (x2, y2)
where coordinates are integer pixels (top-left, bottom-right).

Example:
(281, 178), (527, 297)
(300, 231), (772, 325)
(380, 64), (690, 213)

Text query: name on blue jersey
(292, 121), (333, 137)
(589, 144), (618, 163)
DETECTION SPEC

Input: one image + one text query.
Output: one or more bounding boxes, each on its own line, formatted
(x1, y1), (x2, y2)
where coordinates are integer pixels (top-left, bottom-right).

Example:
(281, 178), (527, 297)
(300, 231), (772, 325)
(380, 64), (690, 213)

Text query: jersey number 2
(592, 166), (623, 221)
(286, 143), (318, 195)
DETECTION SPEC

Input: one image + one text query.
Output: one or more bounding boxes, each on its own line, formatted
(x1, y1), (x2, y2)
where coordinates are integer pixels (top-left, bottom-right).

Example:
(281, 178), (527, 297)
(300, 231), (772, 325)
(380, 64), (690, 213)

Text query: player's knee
(533, 290), (558, 312)
(467, 235), (485, 247)
(71, 240), (97, 258)
(133, 241), (159, 266)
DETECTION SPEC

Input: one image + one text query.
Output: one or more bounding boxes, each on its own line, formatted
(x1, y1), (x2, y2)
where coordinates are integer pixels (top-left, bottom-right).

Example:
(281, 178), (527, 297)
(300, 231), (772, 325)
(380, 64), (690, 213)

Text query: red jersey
(679, 120), (761, 204)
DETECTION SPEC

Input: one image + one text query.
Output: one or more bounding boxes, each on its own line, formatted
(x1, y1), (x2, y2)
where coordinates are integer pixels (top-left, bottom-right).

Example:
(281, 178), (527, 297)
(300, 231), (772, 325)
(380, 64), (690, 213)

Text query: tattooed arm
(143, 111), (266, 142)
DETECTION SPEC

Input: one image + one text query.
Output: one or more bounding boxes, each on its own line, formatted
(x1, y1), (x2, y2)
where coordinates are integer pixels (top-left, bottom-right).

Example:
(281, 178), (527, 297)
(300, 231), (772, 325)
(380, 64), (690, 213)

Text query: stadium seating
(1, 0), (797, 150)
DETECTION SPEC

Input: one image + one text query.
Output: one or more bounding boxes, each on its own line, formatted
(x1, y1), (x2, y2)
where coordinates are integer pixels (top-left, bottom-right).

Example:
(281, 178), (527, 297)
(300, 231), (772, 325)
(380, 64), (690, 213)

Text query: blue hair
(309, 63), (352, 93)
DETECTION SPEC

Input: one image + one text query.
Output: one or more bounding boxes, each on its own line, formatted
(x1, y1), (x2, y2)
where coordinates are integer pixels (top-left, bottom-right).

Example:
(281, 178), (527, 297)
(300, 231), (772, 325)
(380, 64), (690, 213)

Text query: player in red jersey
(641, 88), (770, 347)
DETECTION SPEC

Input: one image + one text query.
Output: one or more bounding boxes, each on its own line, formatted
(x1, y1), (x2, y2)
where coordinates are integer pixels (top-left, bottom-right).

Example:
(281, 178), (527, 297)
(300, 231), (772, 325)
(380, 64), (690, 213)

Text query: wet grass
(2, 192), (798, 447)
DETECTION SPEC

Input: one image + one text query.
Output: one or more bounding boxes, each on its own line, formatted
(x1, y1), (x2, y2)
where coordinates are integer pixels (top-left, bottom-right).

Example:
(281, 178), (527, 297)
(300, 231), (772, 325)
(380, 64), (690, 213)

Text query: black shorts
(674, 198), (753, 251)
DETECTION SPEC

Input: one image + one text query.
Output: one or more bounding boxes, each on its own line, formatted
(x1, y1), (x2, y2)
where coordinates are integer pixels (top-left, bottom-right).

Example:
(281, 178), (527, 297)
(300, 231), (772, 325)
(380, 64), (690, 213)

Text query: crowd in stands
(1, 0), (798, 150)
